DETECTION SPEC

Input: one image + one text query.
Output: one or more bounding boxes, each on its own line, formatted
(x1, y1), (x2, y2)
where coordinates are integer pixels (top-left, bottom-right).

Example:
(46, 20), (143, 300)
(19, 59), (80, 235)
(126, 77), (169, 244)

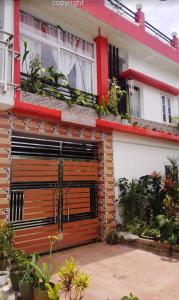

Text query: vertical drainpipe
(94, 33), (109, 105)
(14, 0), (20, 105)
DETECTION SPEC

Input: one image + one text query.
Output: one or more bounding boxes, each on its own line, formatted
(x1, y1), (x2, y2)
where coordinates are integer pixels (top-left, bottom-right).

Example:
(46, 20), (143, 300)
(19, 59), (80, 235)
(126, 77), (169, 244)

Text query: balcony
(0, 29), (20, 108)
(105, 0), (175, 48)
(21, 72), (98, 105)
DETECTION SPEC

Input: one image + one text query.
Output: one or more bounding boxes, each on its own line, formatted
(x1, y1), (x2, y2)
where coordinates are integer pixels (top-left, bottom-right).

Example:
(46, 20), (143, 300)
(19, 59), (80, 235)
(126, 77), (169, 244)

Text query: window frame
(20, 13), (96, 94)
(161, 94), (173, 124)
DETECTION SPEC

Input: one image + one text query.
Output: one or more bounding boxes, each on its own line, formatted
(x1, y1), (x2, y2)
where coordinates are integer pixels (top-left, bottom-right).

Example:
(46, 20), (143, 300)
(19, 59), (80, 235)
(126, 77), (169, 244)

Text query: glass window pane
(130, 87), (141, 117)
(41, 42), (58, 71)
(67, 64), (76, 89)
(0, 0), (4, 30)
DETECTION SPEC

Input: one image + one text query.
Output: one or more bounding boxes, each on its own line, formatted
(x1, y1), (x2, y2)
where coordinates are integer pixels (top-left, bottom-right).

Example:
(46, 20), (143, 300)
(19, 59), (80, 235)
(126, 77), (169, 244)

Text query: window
(162, 95), (172, 123)
(130, 86), (141, 117)
(20, 11), (95, 94)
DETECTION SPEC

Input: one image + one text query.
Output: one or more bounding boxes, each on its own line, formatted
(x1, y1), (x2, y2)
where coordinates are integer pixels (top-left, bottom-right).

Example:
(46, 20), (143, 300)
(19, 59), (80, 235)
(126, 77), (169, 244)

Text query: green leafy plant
(117, 178), (146, 225)
(57, 257), (90, 300)
(121, 293), (139, 300)
(156, 214), (178, 245)
(0, 220), (14, 274)
(45, 282), (61, 300)
(31, 235), (58, 291)
(141, 227), (160, 238)
(106, 230), (118, 244)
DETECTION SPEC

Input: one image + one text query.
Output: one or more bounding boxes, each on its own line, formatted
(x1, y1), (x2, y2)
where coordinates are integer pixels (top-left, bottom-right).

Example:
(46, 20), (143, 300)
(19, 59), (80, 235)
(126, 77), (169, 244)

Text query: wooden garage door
(11, 134), (99, 253)
(11, 158), (59, 253)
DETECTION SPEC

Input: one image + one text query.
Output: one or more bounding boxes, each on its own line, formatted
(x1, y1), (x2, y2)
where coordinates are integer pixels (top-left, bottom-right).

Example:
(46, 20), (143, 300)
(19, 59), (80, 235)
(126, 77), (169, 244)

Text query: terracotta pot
(34, 287), (49, 300)
(20, 281), (34, 300)
(34, 282), (56, 300)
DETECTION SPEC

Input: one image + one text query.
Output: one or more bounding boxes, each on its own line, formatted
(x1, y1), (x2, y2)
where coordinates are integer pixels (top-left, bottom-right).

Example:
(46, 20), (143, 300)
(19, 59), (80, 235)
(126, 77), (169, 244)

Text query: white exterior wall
(113, 131), (179, 181)
(128, 52), (179, 87)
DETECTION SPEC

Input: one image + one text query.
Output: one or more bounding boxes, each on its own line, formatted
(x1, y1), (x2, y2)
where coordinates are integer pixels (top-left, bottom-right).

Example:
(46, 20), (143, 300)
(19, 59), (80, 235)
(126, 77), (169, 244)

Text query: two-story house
(0, 0), (178, 253)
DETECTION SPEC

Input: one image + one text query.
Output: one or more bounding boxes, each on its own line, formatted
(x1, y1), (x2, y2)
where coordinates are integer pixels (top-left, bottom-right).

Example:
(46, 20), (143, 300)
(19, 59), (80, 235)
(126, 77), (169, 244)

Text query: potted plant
(121, 113), (131, 125)
(106, 230), (118, 245)
(140, 227), (160, 240)
(10, 249), (28, 292)
(32, 236), (58, 300)
(19, 254), (39, 300)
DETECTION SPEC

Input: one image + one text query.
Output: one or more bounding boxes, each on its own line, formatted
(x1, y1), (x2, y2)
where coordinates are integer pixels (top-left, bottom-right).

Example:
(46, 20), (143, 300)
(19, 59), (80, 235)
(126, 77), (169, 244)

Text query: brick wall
(0, 111), (115, 239)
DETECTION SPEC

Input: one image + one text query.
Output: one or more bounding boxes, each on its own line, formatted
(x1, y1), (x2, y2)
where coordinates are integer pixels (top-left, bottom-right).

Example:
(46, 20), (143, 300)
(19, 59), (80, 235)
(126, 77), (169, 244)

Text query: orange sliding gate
(11, 134), (99, 253)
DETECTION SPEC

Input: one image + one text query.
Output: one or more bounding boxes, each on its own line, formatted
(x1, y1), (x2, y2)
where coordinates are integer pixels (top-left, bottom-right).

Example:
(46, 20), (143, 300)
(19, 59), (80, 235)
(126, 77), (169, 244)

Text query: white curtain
(60, 50), (76, 81)
(75, 58), (92, 93)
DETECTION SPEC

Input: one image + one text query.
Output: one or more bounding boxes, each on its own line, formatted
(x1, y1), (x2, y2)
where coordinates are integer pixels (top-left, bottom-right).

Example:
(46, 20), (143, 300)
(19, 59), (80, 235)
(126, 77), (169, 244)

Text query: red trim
(14, 0), (20, 105)
(13, 103), (61, 120)
(120, 69), (179, 96)
(96, 119), (179, 142)
(94, 35), (109, 104)
(78, 1), (179, 64)
(13, 102), (179, 142)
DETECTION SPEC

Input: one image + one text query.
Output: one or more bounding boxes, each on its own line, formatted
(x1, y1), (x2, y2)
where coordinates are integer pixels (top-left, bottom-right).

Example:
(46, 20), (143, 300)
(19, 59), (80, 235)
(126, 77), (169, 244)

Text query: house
(0, 0), (178, 253)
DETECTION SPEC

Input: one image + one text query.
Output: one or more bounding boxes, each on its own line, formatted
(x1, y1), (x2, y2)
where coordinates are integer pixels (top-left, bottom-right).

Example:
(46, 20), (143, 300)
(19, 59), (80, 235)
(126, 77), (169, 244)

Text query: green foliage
(94, 79), (126, 117)
(138, 172), (164, 221)
(22, 40), (29, 71)
(141, 227), (160, 238)
(125, 219), (145, 236)
(57, 257), (90, 300)
(121, 293), (139, 300)
(117, 178), (146, 224)
(45, 282), (61, 300)
(156, 214), (179, 245)
(0, 220), (14, 273)
(106, 230), (118, 244)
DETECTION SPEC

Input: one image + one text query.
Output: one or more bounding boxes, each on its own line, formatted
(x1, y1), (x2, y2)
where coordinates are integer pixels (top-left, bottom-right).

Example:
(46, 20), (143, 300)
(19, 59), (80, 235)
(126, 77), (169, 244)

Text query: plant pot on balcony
(121, 118), (129, 125)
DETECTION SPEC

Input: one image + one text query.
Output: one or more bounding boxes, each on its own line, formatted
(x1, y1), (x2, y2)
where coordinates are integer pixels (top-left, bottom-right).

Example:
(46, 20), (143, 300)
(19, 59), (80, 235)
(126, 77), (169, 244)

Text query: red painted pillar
(135, 4), (145, 30)
(94, 35), (109, 105)
(14, 0), (20, 105)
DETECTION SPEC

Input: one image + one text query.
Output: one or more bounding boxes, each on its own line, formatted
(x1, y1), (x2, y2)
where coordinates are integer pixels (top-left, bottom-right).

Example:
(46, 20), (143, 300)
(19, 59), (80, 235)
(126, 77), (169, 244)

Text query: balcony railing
(20, 72), (98, 105)
(105, 0), (173, 47)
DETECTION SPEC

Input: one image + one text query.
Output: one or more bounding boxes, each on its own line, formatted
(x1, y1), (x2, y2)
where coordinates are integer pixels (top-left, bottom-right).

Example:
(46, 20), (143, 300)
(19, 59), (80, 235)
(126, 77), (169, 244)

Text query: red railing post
(94, 35), (109, 105)
(170, 32), (179, 49)
(135, 4), (145, 30)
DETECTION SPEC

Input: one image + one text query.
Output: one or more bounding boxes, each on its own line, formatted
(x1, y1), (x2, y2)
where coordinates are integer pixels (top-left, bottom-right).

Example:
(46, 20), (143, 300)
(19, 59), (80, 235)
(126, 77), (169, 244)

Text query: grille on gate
(10, 191), (24, 222)
(11, 135), (98, 160)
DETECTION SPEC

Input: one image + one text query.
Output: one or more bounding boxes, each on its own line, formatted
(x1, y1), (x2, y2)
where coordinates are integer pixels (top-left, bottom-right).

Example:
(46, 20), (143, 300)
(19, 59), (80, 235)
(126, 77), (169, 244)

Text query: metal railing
(0, 28), (20, 93)
(105, 0), (173, 47)
(106, 0), (136, 23)
(20, 72), (98, 105)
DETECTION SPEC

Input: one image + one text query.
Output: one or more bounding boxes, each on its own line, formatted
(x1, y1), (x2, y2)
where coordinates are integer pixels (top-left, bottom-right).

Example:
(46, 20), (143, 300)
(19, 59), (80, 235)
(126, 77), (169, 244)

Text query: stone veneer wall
(0, 113), (11, 221)
(0, 111), (115, 240)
